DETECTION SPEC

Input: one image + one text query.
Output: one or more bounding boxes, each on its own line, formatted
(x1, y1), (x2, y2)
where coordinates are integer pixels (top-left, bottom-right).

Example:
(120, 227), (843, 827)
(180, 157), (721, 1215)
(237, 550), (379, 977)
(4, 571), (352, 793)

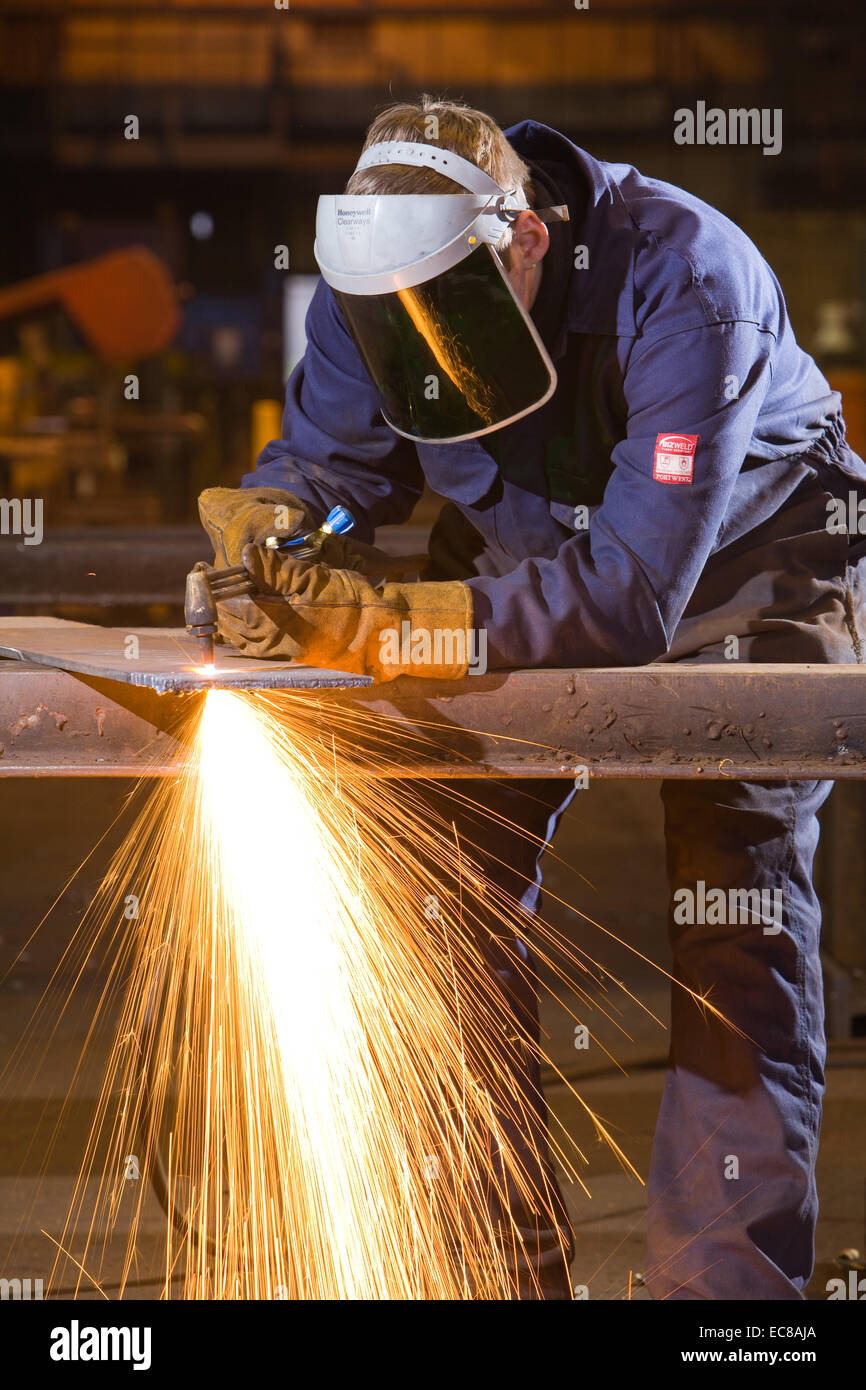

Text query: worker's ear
(505, 210), (550, 272)
(502, 211), (550, 309)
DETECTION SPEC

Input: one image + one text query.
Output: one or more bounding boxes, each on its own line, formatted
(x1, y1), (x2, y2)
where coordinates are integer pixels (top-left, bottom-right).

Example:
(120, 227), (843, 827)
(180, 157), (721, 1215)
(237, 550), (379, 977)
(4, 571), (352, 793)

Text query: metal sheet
(0, 617), (372, 694)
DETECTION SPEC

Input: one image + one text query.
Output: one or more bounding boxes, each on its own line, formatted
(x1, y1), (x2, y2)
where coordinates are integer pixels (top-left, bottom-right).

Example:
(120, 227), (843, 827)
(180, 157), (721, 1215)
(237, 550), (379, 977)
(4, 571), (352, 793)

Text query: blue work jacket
(246, 120), (866, 669)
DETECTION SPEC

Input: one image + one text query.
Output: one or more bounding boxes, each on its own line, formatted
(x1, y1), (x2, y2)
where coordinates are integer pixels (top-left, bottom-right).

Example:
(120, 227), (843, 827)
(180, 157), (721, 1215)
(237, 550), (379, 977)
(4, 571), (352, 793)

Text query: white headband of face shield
(353, 141), (531, 246)
(315, 141), (568, 294)
(354, 140), (528, 203)
(353, 141), (571, 233)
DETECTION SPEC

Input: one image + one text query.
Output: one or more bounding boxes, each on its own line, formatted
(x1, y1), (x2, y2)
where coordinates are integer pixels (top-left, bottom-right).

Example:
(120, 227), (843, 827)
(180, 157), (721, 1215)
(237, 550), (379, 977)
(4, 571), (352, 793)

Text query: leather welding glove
(215, 544), (474, 682)
(196, 485), (397, 574)
(198, 486), (313, 567)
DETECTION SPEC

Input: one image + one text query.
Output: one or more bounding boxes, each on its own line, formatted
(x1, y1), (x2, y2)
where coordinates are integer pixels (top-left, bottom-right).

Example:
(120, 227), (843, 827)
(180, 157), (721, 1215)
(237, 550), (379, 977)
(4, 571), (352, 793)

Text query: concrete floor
(1, 778), (864, 1300)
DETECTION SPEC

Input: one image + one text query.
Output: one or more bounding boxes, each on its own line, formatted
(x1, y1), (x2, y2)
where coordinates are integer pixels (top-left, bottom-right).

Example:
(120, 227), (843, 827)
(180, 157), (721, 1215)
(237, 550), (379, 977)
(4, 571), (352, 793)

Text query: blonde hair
(346, 95), (534, 258)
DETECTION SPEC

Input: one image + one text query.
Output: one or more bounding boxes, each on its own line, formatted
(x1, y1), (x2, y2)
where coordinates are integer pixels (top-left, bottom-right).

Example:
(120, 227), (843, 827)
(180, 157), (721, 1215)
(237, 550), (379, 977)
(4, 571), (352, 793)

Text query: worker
(198, 98), (866, 1300)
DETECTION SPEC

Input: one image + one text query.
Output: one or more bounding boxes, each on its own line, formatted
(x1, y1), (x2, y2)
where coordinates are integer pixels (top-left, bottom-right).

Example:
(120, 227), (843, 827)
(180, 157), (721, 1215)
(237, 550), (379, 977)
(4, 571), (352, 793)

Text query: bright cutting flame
(192, 689), (469, 1297)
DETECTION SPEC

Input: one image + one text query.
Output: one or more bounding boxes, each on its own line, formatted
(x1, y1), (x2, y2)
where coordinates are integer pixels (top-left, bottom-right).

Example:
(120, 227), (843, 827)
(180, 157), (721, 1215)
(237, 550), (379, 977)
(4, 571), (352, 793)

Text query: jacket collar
(506, 120), (638, 339)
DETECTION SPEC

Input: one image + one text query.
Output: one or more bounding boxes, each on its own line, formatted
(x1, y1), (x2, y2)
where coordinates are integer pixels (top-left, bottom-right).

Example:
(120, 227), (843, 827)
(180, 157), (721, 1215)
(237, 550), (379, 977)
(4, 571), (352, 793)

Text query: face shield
(314, 141), (569, 445)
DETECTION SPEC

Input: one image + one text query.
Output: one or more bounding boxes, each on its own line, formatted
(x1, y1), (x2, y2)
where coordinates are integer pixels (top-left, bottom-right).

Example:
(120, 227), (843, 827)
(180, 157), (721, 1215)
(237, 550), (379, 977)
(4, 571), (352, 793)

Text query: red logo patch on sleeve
(653, 433), (699, 484)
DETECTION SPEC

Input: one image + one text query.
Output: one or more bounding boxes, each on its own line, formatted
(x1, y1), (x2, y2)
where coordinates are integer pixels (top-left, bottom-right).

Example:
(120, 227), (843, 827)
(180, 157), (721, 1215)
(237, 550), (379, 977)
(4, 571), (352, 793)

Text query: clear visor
(331, 243), (556, 444)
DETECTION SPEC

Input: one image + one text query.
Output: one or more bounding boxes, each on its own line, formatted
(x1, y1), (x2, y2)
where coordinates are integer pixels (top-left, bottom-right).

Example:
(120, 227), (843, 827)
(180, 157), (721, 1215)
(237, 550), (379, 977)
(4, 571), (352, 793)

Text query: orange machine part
(0, 248), (181, 363)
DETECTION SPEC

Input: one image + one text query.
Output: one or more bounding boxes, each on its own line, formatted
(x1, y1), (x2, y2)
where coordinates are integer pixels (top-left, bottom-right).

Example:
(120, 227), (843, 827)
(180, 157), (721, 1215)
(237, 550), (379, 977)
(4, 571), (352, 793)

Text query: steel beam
(0, 527), (206, 608)
(2, 646), (866, 779)
(0, 525), (428, 609)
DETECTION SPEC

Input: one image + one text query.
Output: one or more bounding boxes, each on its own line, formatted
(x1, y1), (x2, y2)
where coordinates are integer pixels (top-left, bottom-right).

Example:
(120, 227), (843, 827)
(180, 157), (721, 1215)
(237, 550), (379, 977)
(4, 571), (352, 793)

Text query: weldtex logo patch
(653, 433), (699, 484)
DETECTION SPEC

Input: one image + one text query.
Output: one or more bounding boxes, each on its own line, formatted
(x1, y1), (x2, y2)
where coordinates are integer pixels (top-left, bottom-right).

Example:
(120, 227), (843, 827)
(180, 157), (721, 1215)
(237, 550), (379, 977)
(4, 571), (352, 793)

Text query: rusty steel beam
(2, 649), (866, 779)
(0, 662), (188, 776)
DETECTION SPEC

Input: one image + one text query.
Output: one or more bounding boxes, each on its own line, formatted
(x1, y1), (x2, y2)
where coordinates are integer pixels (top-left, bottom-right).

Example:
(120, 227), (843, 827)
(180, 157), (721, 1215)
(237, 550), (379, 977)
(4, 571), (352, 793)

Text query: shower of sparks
(15, 688), (731, 1301)
(47, 690), (584, 1299)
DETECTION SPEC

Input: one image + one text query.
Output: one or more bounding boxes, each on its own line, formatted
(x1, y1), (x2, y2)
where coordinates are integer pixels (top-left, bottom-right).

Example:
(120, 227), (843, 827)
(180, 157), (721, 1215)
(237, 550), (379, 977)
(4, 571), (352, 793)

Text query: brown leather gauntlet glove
(198, 486), (313, 566)
(215, 543), (474, 682)
(197, 485), (399, 572)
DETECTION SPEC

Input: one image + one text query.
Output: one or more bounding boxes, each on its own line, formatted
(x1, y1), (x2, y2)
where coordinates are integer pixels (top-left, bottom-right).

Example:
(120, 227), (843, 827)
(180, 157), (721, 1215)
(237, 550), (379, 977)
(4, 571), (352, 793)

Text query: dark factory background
(1, 0), (866, 1300)
(1, 0), (866, 538)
